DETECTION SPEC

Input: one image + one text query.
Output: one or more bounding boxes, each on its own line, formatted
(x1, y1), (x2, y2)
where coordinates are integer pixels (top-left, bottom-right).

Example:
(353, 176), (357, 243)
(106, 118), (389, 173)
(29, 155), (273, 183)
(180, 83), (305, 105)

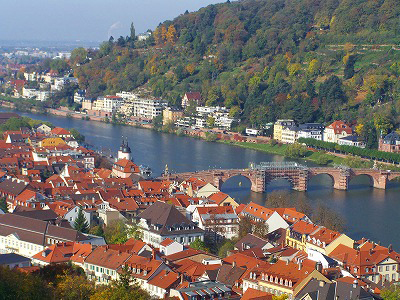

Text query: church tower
(117, 138), (132, 161)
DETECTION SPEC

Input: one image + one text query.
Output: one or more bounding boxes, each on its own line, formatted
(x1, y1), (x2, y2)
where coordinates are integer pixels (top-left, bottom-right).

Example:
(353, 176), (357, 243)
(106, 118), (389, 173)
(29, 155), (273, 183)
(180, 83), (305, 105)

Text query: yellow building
(163, 107), (184, 126)
(273, 119), (296, 142)
(39, 137), (66, 147)
(286, 220), (354, 255)
(208, 191), (239, 208)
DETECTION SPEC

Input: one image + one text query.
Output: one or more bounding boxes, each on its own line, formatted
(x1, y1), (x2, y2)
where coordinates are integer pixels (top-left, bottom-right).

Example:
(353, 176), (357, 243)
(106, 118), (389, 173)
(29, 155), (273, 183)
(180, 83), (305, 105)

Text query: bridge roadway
(165, 166), (400, 193)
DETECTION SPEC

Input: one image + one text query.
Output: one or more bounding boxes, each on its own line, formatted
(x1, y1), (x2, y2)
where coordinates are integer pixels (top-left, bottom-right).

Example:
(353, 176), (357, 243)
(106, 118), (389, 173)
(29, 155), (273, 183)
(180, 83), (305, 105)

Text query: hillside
(72, 0), (400, 147)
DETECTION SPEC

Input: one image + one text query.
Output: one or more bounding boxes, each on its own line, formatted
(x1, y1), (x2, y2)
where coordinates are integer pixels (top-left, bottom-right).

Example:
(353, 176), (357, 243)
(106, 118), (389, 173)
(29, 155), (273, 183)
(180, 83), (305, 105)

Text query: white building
(338, 135), (366, 148)
(297, 123), (324, 141)
(102, 96), (125, 113)
(133, 98), (167, 119)
(116, 91), (137, 100)
(281, 126), (299, 144)
(215, 114), (236, 130)
(138, 202), (204, 248)
(323, 121), (353, 144)
(246, 128), (261, 136)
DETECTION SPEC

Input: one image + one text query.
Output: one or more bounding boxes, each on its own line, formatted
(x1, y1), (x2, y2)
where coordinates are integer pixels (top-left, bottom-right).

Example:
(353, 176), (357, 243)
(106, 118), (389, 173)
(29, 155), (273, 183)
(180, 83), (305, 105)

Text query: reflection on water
(2, 109), (400, 250)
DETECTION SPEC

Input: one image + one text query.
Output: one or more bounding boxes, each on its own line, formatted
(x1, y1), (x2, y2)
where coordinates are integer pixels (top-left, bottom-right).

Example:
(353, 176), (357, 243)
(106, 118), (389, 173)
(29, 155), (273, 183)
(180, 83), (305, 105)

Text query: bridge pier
(251, 170), (265, 193)
(373, 172), (389, 189)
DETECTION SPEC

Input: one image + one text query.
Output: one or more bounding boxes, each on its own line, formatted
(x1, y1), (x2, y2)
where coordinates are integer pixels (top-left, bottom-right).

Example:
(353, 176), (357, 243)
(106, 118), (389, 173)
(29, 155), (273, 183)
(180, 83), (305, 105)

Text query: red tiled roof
(147, 269), (180, 290)
(241, 288), (273, 300)
(242, 202), (274, 221)
(160, 238), (175, 247)
(208, 191), (229, 205)
(184, 92), (201, 100)
(51, 127), (71, 135)
(326, 120), (352, 135)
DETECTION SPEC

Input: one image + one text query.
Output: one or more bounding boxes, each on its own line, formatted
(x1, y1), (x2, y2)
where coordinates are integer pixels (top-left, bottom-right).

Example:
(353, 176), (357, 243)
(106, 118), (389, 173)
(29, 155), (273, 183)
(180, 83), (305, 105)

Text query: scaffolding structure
(249, 162), (309, 191)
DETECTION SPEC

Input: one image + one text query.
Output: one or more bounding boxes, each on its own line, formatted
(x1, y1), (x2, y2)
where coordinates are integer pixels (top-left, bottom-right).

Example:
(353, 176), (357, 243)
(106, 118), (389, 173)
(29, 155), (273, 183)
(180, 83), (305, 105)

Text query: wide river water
(4, 109), (400, 249)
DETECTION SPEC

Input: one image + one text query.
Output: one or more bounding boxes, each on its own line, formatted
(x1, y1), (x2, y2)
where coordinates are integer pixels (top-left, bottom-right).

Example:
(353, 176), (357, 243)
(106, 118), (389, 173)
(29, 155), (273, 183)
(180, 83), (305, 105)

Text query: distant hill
(72, 0), (400, 146)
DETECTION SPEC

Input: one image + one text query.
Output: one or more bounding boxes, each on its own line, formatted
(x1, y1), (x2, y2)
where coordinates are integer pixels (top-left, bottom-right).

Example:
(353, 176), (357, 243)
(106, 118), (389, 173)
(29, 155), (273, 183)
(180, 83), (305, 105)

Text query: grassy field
(219, 141), (347, 166)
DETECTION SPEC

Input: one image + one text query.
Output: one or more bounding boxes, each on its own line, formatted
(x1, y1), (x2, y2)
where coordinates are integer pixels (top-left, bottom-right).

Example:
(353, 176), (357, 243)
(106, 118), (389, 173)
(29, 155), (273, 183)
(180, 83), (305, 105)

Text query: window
(379, 266), (382, 272)
(386, 266), (390, 271)
(393, 265), (397, 271)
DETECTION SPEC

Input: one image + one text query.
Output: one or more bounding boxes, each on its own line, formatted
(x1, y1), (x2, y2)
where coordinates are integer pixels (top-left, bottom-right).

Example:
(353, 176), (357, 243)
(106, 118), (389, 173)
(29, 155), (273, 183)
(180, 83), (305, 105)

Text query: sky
(0, 0), (224, 42)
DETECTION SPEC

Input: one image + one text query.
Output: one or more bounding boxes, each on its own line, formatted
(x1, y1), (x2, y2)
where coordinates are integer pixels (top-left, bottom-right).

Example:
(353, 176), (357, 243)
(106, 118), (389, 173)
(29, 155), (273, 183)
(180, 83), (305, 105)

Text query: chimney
(180, 273), (184, 284)
(315, 262), (323, 273)
(352, 279), (358, 289)
(151, 249), (156, 260)
(388, 244), (393, 253)
(369, 248), (373, 255)
(286, 259), (289, 265)
(298, 261), (302, 270)
(232, 261), (236, 268)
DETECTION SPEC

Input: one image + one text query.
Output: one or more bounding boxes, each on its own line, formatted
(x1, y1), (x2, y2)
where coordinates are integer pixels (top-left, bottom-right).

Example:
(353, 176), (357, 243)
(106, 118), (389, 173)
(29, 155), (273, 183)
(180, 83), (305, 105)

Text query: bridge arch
(265, 177), (294, 192)
(308, 173), (335, 190)
(220, 174), (253, 192)
(348, 174), (374, 189)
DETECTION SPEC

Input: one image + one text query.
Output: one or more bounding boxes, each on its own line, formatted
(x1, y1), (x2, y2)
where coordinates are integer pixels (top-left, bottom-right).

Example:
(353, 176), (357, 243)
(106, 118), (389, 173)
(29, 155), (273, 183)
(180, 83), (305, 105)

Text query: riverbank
(2, 100), (400, 171)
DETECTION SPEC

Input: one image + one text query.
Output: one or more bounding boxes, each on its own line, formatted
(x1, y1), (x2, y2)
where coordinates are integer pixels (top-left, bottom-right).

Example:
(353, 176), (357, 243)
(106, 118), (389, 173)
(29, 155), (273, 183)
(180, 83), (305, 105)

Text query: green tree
(129, 22), (136, 48)
(190, 238), (209, 252)
(285, 143), (308, 158)
(207, 116), (215, 128)
(152, 115), (163, 130)
(381, 285), (400, 300)
(89, 225), (104, 237)
(344, 54), (356, 79)
(0, 266), (53, 300)
(74, 206), (89, 233)
(0, 196), (8, 213)
(218, 239), (235, 258)
(104, 220), (142, 244)
(69, 128), (85, 144)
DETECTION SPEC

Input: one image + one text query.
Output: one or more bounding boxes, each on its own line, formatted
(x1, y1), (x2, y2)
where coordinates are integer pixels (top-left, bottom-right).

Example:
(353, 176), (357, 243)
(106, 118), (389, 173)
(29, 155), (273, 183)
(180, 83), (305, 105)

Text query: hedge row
(298, 138), (400, 164)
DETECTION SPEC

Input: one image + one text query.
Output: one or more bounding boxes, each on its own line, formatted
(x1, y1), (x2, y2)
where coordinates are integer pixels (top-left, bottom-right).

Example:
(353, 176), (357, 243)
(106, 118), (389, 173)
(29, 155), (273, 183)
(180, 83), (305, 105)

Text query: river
(4, 109), (400, 250)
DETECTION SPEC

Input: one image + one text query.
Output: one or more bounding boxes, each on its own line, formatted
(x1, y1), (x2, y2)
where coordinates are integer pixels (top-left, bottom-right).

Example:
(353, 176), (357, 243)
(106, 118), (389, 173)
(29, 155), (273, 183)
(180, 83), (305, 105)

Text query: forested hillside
(73, 0), (400, 143)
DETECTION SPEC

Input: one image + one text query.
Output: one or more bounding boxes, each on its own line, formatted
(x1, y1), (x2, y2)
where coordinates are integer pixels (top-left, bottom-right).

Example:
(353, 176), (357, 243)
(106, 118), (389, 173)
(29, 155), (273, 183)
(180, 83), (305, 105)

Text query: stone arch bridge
(166, 162), (400, 193)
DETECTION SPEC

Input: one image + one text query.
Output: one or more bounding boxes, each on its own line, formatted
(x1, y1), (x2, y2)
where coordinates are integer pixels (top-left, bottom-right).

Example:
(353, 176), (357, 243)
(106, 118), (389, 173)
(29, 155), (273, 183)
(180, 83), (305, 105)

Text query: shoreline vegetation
(2, 99), (400, 172)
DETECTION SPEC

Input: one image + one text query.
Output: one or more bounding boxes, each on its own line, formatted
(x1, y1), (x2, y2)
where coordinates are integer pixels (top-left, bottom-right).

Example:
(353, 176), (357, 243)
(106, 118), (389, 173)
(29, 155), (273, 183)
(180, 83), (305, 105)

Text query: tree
(55, 273), (95, 300)
(381, 285), (400, 300)
(166, 25), (177, 45)
(0, 196), (8, 213)
(218, 239), (235, 258)
(104, 220), (142, 244)
(152, 115), (163, 130)
(313, 203), (345, 232)
(239, 216), (252, 239)
(0, 266), (53, 299)
(344, 54), (356, 79)
(89, 225), (104, 237)
(74, 206), (89, 233)
(90, 280), (151, 300)
(190, 238), (209, 252)
(207, 116), (215, 128)
(129, 22), (136, 48)
(69, 128), (85, 144)
(285, 143), (308, 158)
(253, 221), (269, 238)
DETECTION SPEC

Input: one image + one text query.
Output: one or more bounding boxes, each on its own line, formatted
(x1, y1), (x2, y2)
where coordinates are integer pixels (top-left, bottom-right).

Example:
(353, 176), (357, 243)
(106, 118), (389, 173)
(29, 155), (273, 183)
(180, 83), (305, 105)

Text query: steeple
(117, 137), (132, 161)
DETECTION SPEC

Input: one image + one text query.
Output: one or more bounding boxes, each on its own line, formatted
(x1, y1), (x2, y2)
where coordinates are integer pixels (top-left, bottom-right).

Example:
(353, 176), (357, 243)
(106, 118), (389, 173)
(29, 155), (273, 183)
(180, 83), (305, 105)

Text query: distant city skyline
(0, 0), (224, 42)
